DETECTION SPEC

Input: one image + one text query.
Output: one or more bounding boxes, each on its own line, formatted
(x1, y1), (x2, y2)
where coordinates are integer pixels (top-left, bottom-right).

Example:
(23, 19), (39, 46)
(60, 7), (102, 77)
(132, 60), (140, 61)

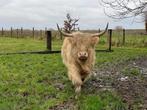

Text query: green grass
(0, 37), (46, 53)
(0, 54), (71, 110)
(95, 47), (147, 67)
(0, 37), (147, 110)
(0, 37), (108, 53)
(121, 67), (140, 76)
(78, 91), (126, 110)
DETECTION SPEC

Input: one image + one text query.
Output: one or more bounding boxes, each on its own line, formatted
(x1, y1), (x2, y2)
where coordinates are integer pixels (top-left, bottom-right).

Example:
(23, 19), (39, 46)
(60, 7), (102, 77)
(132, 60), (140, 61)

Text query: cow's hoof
(75, 86), (81, 93)
(75, 93), (81, 99)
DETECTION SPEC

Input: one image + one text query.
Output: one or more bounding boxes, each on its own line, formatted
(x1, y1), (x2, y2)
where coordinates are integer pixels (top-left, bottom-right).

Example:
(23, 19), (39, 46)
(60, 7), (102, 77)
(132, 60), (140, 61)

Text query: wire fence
(0, 28), (147, 55)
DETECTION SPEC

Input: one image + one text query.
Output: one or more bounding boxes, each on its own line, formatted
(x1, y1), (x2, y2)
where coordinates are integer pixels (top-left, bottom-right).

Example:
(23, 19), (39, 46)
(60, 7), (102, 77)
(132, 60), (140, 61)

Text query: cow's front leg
(69, 71), (82, 94)
(68, 66), (83, 94)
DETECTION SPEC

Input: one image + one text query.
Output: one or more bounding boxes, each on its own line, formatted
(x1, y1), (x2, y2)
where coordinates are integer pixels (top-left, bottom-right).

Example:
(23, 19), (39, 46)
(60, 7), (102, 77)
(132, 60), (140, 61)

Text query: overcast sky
(0, 0), (144, 30)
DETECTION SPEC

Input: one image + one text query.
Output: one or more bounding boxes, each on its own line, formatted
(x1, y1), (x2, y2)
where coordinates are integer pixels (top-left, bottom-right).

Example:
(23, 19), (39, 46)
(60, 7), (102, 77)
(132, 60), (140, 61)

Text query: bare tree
(63, 13), (79, 33)
(101, 0), (147, 19)
(101, 0), (147, 32)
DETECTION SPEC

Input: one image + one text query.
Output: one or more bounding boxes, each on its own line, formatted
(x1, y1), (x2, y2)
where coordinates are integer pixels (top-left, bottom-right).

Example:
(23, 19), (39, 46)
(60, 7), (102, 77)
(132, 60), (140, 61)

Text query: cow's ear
(91, 37), (99, 47)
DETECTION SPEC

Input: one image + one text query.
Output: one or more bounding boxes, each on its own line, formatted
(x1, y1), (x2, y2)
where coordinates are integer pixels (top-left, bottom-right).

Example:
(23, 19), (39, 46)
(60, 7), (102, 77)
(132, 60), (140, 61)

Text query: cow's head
(57, 23), (108, 62)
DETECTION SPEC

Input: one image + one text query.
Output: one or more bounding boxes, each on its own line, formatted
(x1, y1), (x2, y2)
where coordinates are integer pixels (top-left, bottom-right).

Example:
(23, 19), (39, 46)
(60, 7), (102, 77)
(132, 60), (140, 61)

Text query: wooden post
(123, 29), (125, 45)
(45, 27), (47, 38)
(98, 28), (101, 32)
(78, 27), (80, 31)
(21, 27), (23, 38)
(46, 31), (52, 51)
(40, 30), (42, 38)
(32, 27), (34, 39)
(16, 29), (19, 38)
(108, 29), (112, 51)
(45, 27), (47, 32)
(2, 27), (4, 36)
(59, 28), (63, 40)
(10, 27), (13, 37)
(45, 27), (47, 39)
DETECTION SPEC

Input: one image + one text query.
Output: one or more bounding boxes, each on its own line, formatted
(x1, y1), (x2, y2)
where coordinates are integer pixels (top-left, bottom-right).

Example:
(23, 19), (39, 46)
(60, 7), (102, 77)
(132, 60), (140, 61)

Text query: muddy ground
(49, 56), (147, 110)
(93, 56), (147, 110)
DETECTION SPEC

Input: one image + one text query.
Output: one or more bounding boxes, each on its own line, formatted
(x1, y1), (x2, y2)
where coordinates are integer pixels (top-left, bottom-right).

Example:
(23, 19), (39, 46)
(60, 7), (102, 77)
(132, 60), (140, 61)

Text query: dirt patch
(114, 76), (147, 110)
(93, 56), (147, 110)
(135, 57), (147, 68)
(49, 56), (147, 110)
(49, 99), (77, 110)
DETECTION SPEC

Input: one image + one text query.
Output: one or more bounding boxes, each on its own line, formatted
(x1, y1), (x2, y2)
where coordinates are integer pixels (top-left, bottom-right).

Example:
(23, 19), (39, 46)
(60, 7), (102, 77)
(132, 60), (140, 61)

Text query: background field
(0, 30), (147, 110)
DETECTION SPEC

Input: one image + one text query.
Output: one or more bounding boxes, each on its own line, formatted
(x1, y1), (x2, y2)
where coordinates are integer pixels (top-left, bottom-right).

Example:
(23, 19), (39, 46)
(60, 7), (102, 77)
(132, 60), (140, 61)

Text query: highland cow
(57, 23), (108, 94)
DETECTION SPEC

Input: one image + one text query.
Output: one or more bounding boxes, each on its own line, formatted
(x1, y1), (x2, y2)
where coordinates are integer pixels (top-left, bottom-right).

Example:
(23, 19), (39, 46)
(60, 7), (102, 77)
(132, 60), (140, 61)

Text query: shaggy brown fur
(58, 23), (108, 94)
(61, 32), (99, 93)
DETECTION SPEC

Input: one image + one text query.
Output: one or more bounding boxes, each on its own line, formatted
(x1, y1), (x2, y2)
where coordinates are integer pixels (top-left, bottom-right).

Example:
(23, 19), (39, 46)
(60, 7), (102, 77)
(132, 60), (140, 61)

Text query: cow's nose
(78, 52), (88, 61)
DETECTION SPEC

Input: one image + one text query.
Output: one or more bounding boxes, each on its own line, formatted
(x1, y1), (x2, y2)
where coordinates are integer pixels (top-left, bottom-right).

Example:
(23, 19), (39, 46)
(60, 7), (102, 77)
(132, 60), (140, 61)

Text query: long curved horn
(92, 23), (109, 37)
(56, 24), (73, 37)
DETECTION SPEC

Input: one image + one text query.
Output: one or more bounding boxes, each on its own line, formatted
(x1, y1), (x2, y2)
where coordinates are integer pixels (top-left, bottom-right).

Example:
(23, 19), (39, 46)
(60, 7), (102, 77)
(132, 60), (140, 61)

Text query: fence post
(11, 27), (13, 37)
(108, 29), (112, 51)
(123, 29), (125, 45)
(46, 31), (52, 51)
(45, 27), (47, 38)
(21, 27), (23, 38)
(45, 27), (47, 32)
(98, 28), (101, 32)
(78, 27), (80, 31)
(16, 29), (19, 38)
(59, 28), (63, 40)
(2, 27), (4, 36)
(32, 27), (34, 39)
(40, 30), (42, 38)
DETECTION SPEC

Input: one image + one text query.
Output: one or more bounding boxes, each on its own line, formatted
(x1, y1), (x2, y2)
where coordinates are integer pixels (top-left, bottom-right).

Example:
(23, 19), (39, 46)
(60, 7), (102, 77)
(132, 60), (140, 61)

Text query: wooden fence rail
(0, 27), (114, 51)
(2, 27), (137, 52)
(0, 27), (48, 39)
(1, 27), (147, 55)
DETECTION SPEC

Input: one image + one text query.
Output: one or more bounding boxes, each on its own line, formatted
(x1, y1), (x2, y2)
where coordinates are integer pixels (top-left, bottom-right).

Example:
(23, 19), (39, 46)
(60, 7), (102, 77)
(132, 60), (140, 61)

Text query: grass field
(0, 36), (147, 110)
